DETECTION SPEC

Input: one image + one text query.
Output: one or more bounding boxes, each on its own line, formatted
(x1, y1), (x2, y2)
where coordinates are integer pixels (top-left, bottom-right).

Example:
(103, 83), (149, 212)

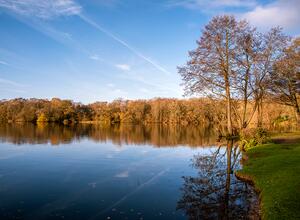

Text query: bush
(240, 128), (271, 150)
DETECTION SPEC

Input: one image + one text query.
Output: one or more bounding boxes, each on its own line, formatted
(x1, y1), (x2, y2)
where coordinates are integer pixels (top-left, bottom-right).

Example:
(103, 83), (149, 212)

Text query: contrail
(79, 14), (171, 75)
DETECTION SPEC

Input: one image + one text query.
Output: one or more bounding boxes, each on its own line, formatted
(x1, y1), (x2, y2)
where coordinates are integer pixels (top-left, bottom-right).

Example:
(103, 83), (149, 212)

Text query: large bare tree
(179, 15), (292, 132)
(179, 15), (253, 135)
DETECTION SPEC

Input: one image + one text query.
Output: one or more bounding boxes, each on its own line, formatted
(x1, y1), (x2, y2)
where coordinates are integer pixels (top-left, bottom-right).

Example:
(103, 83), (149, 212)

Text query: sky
(0, 0), (299, 104)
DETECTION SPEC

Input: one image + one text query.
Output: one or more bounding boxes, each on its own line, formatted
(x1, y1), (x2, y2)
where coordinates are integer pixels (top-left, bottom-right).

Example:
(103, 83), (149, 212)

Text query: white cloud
(169, 0), (300, 33)
(241, 0), (300, 31)
(106, 83), (115, 88)
(168, 0), (257, 10)
(116, 64), (131, 71)
(89, 54), (102, 61)
(62, 32), (72, 39)
(0, 0), (81, 19)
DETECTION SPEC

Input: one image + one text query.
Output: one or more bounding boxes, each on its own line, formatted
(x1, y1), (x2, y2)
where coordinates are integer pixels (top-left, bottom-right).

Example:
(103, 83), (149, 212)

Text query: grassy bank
(237, 133), (300, 220)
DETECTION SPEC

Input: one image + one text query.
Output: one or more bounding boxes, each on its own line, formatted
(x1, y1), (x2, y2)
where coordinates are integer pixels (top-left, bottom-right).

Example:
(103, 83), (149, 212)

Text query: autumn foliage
(0, 97), (297, 133)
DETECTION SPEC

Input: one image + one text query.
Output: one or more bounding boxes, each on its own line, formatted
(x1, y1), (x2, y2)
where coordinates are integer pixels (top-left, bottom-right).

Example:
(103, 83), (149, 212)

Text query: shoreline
(235, 171), (262, 219)
(236, 133), (300, 220)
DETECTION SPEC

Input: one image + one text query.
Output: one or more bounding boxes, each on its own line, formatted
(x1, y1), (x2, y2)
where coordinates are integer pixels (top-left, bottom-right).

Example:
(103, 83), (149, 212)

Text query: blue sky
(0, 0), (299, 103)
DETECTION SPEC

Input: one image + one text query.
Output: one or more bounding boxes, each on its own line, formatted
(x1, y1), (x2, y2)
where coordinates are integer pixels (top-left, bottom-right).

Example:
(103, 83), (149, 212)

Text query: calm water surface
(0, 124), (258, 220)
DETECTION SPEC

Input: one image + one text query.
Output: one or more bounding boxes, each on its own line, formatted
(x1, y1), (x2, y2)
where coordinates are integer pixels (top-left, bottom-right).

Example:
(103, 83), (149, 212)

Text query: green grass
(237, 134), (300, 220)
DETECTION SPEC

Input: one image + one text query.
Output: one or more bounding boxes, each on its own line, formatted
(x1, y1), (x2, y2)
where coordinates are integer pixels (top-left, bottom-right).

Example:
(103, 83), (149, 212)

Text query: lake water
(0, 124), (258, 220)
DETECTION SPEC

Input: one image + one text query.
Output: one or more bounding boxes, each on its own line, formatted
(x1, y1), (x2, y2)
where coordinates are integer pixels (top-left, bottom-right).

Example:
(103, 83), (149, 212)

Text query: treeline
(0, 98), (91, 124)
(0, 97), (297, 131)
(0, 97), (220, 125)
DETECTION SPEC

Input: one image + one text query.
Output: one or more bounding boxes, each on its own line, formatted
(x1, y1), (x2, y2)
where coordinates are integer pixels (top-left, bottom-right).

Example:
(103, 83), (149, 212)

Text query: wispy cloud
(0, 88), (26, 93)
(116, 64), (131, 71)
(89, 0), (119, 8)
(6, 12), (88, 53)
(0, 0), (81, 19)
(119, 70), (181, 96)
(0, 0), (171, 76)
(0, 78), (27, 87)
(168, 0), (300, 34)
(0, 60), (8, 65)
(89, 54), (102, 61)
(241, 0), (300, 32)
(79, 14), (171, 75)
(167, 0), (257, 10)
(0, 78), (28, 94)
(106, 83), (115, 88)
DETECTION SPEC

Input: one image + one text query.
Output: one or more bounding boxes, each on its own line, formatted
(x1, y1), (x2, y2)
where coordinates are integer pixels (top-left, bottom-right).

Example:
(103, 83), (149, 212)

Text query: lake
(0, 124), (258, 220)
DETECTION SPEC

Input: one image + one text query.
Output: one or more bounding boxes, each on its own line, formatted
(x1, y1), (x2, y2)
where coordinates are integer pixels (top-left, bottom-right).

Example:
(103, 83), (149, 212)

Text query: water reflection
(177, 140), (259, 219)
(0, 124), (259, 220)
(0, 123), (217, 147)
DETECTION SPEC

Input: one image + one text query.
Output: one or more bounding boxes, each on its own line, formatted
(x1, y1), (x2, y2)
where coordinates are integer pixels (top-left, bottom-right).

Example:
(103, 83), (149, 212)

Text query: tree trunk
(241, 63), (250, 130)
(242, 97), (247, 129)
(293, 94), (300, 127)
(257, 93), (263, 128)
(226, 89), (233, 135)
(295, 105), (300, 128)
(225, 28), (233, 135)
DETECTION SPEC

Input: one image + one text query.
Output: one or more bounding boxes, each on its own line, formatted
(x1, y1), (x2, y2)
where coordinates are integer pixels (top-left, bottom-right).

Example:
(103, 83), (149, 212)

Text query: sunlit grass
(238, 133), (300, 219)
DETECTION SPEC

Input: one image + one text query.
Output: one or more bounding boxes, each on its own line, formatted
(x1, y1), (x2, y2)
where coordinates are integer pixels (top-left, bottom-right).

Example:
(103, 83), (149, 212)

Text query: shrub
(240, 128), (271, 150)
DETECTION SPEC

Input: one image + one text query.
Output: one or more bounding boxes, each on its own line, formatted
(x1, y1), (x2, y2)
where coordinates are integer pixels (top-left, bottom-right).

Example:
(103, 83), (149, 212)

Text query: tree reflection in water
(177, 140), (259, 220)
(0, 123), (217, 147)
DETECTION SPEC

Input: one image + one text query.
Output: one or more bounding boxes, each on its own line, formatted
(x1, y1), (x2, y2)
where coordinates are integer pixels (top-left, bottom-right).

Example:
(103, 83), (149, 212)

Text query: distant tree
(37, 113), (48, 123)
